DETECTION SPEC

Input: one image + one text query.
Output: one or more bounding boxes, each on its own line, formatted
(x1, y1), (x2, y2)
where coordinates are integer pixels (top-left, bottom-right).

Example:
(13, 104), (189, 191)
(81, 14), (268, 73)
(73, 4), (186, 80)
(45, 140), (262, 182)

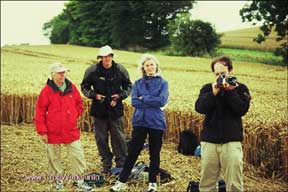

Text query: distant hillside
(220, 27), (286, 51)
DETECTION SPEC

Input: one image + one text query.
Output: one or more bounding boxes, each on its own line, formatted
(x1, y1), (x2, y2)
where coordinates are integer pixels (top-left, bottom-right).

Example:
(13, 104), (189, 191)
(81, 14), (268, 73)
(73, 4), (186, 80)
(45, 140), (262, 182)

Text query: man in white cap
(81, 45), (132, 175)
(34, 62), (92, 191)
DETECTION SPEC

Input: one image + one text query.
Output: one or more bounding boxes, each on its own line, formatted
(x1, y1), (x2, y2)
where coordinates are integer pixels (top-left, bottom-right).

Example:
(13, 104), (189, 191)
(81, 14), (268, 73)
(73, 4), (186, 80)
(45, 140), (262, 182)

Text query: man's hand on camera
(223, 83), (239, 91)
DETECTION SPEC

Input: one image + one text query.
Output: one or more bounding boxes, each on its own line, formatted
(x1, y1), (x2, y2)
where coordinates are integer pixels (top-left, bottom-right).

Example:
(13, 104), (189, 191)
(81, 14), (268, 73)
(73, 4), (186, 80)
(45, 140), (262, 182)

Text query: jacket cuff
(37, 130), (47, 135)
(141, 95), (148, 102)
(119, 92), (126, 100)
(36, 125), (47, 135)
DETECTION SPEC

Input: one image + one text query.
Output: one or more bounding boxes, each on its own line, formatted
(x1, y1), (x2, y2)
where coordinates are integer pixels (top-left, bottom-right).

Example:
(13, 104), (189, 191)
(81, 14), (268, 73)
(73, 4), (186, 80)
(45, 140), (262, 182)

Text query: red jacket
(34, 79), (84, 144)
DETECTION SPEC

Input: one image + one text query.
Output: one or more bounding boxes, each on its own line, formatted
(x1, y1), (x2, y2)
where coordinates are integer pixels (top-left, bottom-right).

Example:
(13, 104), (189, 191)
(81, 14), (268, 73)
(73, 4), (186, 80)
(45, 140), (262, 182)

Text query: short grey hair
(49, 72), (61, 80)
(138, 53), (161, 76)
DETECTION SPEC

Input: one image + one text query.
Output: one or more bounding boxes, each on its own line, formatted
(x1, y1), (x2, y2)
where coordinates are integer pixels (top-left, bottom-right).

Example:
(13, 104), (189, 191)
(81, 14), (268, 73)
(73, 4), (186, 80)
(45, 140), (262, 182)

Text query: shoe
(75, 181), (93, 191)
(148, 182), (157, 192)
(110, 180), (127, 192)
(55, 181), (64, 191)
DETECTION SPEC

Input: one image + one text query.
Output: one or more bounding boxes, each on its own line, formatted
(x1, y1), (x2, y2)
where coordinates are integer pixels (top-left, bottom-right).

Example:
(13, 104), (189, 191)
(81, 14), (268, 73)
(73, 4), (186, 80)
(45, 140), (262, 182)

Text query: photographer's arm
(195, 84), (217, 114)
(223, 84), (251, 116)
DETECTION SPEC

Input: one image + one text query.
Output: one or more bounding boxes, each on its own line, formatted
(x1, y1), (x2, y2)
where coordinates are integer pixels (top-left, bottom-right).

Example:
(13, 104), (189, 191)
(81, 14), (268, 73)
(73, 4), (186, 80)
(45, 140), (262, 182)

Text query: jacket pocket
(69, 110), (78, 128)
(46, 111), (60, 134)
(133, 109), (143, 124)
(152, 109), (164, 128)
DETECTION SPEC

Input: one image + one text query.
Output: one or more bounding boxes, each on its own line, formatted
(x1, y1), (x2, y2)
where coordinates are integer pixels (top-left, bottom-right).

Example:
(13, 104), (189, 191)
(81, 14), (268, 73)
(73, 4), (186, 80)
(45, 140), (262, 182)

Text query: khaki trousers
(199, 141), (243, 192)
(46, 140), (86, 180)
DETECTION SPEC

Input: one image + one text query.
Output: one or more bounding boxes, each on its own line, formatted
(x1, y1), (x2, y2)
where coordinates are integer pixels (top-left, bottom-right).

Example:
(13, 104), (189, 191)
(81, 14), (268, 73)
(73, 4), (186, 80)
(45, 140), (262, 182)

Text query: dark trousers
(118, 127), (163, 183)
(93, 117), (127, 171)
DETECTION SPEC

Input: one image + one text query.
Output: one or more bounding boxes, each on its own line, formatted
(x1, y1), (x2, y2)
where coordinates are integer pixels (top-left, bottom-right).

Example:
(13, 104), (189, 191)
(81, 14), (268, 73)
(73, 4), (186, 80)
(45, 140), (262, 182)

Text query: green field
(153, 27), (287, 66)
(220, 27), (287, 52)
(215, 48), (285, 66)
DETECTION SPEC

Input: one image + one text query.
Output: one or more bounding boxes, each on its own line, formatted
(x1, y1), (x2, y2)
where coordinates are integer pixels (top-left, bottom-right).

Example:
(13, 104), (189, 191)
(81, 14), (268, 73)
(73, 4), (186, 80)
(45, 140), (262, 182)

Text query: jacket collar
(97, 60), (116, 71)
(47, 78), (72, 95)
(143, 73), (161, 80)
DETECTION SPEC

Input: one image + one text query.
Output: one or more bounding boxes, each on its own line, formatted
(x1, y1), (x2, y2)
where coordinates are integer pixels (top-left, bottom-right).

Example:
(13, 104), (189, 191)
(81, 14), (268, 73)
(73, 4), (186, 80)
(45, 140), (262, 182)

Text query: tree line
(43, 1), (193, 49)
(240, 0), (288, 62)
(43, 0), (287, 61)
(43, 0), (221, 57)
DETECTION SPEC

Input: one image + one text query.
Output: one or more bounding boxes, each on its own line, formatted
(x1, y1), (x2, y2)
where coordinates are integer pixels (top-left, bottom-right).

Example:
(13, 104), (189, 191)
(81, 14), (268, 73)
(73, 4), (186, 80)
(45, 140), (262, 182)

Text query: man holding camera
(195, 56), (251, 192)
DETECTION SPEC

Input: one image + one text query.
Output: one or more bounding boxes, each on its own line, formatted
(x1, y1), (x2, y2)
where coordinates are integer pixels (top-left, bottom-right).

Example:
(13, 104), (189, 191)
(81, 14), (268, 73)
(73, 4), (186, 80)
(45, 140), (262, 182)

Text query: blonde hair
(138, 53), (161, 76)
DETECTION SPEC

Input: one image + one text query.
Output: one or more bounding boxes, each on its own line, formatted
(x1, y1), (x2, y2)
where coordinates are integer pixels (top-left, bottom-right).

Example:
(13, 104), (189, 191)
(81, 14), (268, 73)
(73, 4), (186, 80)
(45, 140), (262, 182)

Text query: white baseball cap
(49, 62), (70, 73)
(97, 45), (114, 59)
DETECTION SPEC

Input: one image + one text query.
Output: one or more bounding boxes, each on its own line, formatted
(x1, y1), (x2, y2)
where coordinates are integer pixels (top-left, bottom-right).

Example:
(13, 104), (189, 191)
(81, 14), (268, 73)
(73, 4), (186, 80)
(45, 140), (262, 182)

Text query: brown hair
(211, 55), (233, 72)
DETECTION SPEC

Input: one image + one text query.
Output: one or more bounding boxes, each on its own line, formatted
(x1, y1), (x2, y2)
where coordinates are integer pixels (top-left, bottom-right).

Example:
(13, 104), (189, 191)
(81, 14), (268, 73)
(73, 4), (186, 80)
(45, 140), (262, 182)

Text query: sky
(1, 1), (257, 46)
(1, 1), (67, 46)
(190, 1), (256, 32)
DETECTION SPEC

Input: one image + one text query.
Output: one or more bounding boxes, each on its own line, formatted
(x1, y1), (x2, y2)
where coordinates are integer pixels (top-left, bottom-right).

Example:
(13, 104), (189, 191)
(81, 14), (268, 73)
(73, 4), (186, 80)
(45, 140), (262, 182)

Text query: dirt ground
(1, 124), (287, 191)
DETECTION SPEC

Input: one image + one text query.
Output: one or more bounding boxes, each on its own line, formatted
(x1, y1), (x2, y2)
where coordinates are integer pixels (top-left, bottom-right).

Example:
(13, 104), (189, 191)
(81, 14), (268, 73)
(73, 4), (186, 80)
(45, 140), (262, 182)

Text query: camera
(216, 74), (237, 88)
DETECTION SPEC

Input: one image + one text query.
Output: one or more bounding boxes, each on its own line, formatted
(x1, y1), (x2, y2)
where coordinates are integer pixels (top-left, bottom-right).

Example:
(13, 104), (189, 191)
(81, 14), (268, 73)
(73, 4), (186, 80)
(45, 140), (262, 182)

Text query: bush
(168, 14), (221, 57)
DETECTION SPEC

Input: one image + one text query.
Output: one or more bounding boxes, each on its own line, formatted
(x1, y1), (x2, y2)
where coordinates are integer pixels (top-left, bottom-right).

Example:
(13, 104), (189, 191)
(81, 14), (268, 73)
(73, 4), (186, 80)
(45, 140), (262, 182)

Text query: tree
(65, 1), (112, 46)
(43, 12), (70, 44)
(168, 14), (221, 56)
(43, 1), (194, 49)
(240, 0), (288, 62)
(141, 1), (194, 49)
(109, 1), (146, 49)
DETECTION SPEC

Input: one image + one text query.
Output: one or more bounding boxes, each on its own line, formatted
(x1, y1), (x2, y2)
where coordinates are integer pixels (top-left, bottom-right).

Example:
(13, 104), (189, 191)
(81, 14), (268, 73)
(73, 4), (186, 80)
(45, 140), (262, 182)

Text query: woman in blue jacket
(111, 54), (169, 192)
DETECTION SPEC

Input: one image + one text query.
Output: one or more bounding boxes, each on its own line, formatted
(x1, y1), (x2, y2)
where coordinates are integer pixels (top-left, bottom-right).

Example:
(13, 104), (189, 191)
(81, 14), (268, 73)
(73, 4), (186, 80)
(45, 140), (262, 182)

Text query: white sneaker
(55, 181), (64, 191)
(148, 182), (157, 192)
(75, 181), (93, 191)
(110, 180), (127, 192)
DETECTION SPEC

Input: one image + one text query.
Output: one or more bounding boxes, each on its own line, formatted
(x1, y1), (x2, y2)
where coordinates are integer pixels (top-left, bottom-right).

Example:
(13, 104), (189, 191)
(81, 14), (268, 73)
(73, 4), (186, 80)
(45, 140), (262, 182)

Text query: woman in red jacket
(34, 62), (92, 191)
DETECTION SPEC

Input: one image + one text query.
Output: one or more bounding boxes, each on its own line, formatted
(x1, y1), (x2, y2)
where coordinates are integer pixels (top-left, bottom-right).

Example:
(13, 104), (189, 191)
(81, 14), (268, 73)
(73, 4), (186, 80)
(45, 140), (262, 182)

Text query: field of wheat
(1, 44), (288, 185)
(220, 27), (287, 52)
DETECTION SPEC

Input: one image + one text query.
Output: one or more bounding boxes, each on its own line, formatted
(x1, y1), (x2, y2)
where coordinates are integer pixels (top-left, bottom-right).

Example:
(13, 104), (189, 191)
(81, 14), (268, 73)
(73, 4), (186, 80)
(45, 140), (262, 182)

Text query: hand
(110, 100), (117, 107)
(40, 134), (48, 143)
(111, 94), (120, 101)
(96, 94), (105, 101)
(223, 83), (239, 91)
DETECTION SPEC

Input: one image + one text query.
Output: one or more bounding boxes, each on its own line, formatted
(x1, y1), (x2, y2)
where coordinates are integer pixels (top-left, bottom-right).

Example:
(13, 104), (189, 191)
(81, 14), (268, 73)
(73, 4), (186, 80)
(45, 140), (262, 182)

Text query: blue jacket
(131, 75), (169, 130)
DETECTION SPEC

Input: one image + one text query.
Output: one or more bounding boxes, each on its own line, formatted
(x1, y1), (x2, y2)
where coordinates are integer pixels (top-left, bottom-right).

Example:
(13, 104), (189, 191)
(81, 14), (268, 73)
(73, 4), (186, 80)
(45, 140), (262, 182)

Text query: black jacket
(195, 83), (251, 143)
(81, 61), (132, 119)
